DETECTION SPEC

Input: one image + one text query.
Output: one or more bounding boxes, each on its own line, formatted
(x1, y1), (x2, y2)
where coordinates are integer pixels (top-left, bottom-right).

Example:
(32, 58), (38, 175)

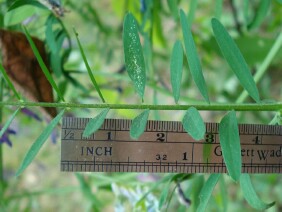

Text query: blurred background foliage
(0, 0), (282, 211)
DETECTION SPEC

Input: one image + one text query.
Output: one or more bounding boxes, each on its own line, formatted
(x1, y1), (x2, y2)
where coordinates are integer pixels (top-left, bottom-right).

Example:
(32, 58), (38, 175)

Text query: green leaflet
(45, 15), (63, 77)
(130, 109), (150, 139)
(8, 0), (47, 11)
(248, 0), (271, 30)
(123, 13), (146, 100)
(180, 9), (210, 103)
(73, 28), (105, 103)
(219, 110), (241, 181)
(16, 109), (65, 176)
(240, 174), (275, 210)
(182, 107), (205, 141)
(211, 18), (260, 103)
(197, 174), (220, 212)
(0, 63), (21, 100)
(83, 108), (110, 137)
(23, 26), (65, 102)
(170, 40), (183, 104)
(0, 108), (20, 139)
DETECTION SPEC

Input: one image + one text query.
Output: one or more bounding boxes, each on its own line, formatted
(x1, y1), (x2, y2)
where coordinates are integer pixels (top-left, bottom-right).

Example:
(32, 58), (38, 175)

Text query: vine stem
(0, 101), (281, 111)
(0, 78), (4, 195)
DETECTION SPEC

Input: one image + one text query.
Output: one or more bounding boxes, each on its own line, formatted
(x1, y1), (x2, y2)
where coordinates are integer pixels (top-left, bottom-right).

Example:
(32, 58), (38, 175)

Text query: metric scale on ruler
(61, 117), (282, 173)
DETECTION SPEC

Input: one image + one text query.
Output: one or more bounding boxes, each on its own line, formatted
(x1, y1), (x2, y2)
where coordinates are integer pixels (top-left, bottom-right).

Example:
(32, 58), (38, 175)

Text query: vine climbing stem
(0, 101), (281, 111)
(0, 78), (4, 193)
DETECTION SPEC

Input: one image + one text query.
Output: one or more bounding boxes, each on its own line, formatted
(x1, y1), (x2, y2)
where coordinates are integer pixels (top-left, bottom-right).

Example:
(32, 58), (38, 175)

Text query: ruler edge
(61, 117), (282, 135)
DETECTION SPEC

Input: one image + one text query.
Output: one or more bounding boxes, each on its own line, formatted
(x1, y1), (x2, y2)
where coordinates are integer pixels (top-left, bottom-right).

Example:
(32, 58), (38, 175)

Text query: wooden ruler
(61, 117), (282, 173)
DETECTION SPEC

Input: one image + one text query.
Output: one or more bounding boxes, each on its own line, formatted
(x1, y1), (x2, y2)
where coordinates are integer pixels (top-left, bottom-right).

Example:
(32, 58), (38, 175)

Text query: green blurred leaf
(167, 0), (178, 21)
(211, 18), (260, 103)
(170, 40), (183, 103)
(197, 174), (220, 212)
(192, 175), (205, 211)
(152, 2), (166, 47)
(219, 110), (241, 181)
(219, 176), (228, 211)
(16, 109), (65, 176)
(83, 108), (110, 137)
(123, 12), (146, 100)
(188, 0), (198, 25)
(182, 107), (205, 141)
(8, 0), (47, 11)
(180, 9), (210, 103)
(4, 5), (37, 26)
(243, 0), (250, 24)
(73, 28), (105, 103)
(0, 108), (20, 139)
(75, 173), (102, 210)
(23, 26), (65, 102)
(214, 0), (223, 19)
(158, 183), (170, 210)
(248, 0), (271, 30)
(46, 16), (63, 77)
(130, 109), (150, 139)
(240, 174), (275, 210)
(137, 174), (174, 205)
(171, 173), (193, 182)
(0, 63), (21, 100)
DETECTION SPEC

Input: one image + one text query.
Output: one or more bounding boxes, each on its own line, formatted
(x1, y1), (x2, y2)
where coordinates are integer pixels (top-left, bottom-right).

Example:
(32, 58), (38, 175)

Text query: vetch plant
(0, 0), (282, 211)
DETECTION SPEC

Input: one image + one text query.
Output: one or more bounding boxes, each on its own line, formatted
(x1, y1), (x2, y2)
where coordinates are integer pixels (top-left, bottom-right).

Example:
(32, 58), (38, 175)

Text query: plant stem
(236, 31), (282, 103)
(0, 78), (4, 197)
(0, 101), (281, 111)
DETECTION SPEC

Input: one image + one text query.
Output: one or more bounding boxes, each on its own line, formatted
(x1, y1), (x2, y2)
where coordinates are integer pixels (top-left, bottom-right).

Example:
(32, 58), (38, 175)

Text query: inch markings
(61, 118), (282, 173)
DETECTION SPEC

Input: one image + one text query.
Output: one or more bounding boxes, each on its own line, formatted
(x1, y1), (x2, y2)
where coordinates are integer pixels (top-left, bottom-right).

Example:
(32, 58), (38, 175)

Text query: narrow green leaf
(167, 0), (178, 21)
(16, 109), (65, 176)
(219, 110), (241, 181)
(45, 16), (63, 77)
(83, 108), (110, 137)
(197, 174), (220, 212)
(180, 9), (210, 103)
(130, 109), (150, 139)
(182, 107), (205, 141)
(219, 176), (228, 211)
(23, 26), (65, 102)
(248, 0), (271, 30)
(214, 0), (223, 20)
(191, 175), (204, 212)
(188, 0), (198, 25)
(8, 0), (48, 11)
(243, 0), (250, 24)
(0, 108), (20, 139)
(0, 63), (21, 100)
(170, 40), (183, 104)
(73, 28), (105, 103)
(211, 18), (260, 103)
(240, 174), (275, 210)
(123, 13), (146, 100)
(158, 183), (170, 209)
